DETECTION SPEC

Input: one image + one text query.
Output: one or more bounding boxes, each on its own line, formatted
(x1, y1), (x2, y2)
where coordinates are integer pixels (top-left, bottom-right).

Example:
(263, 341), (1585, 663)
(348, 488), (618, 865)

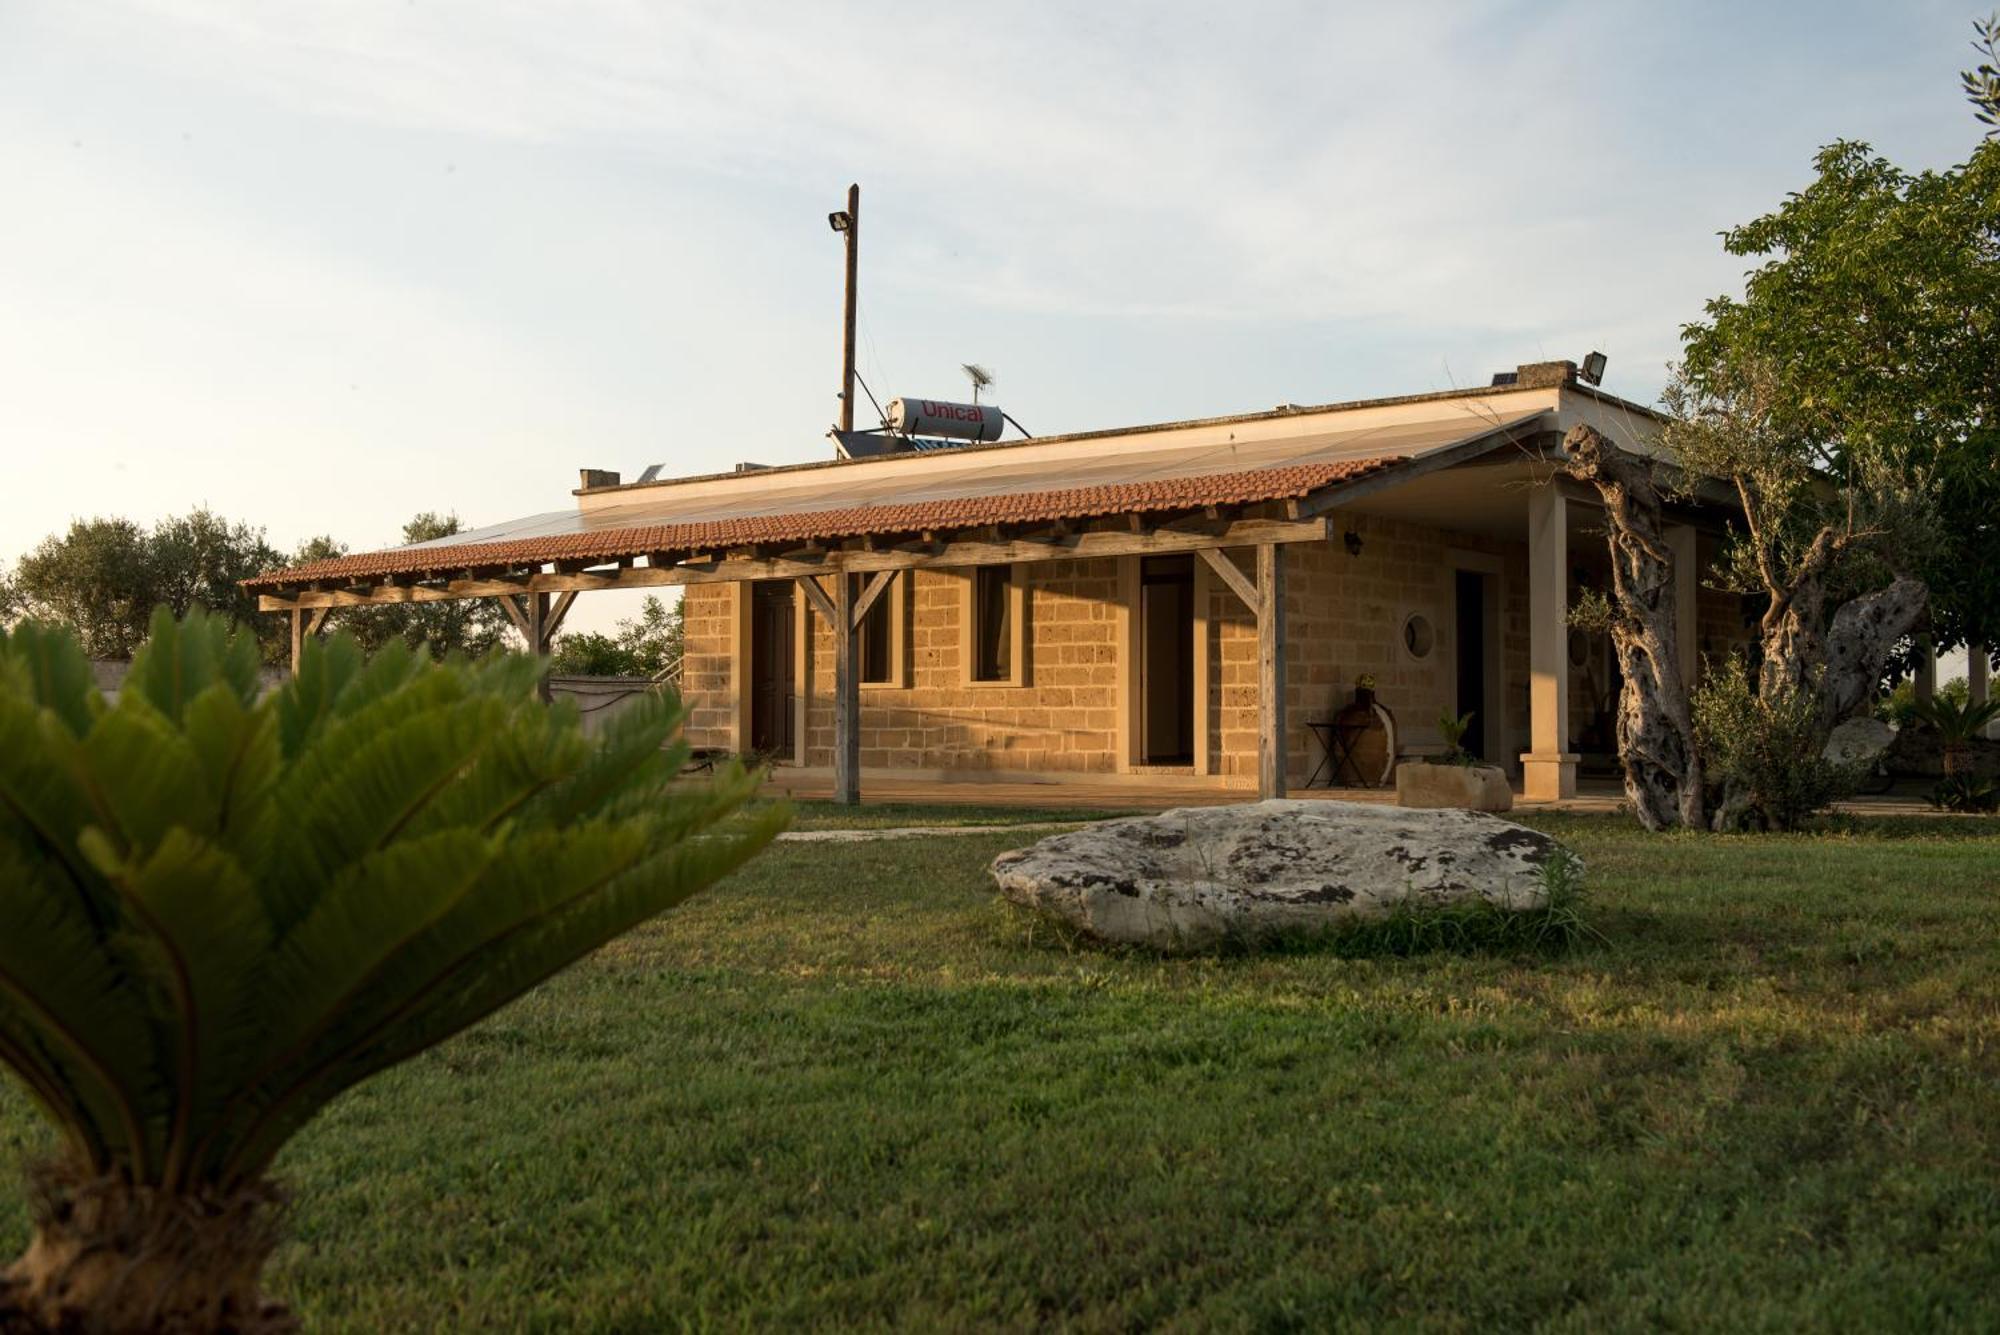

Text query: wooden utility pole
(837, 183), (860, 435)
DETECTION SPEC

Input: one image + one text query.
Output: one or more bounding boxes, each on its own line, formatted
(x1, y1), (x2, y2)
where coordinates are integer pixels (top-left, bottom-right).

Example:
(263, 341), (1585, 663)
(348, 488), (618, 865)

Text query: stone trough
(990, 799), (1571, 951)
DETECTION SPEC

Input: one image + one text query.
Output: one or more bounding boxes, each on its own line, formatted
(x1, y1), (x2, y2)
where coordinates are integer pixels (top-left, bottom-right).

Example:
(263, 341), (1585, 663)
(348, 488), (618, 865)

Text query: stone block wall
(680, 514), (1537, 783)
(679, 582), (736, 746)
(802, 558), (1125, 773)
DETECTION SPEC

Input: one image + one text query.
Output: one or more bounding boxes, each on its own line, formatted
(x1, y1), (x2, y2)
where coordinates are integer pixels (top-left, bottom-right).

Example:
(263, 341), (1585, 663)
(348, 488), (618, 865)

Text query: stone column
(1521, 484), (1577, 800)
(1970, 644), (1993, 737)
(1664, 524), (1699, 687)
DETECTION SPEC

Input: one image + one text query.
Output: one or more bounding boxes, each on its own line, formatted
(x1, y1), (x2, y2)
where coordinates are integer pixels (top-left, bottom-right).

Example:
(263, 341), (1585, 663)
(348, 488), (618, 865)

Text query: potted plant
(1395, 709), (1513, 812)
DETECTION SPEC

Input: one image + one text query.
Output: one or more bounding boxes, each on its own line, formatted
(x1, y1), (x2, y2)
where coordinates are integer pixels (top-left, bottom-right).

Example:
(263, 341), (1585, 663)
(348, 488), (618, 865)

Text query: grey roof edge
(580, 380), (1665, 500)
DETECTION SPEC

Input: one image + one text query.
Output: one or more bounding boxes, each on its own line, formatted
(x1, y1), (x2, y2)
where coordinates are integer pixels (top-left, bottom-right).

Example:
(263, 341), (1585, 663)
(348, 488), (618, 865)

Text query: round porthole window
(1568, 628), (1592, 668)
(1402, 613), (1435, 661)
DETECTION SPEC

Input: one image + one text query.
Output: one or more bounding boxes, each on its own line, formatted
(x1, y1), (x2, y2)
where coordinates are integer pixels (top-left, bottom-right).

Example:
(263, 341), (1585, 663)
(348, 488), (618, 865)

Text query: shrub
(1693, 658), (1855, 830)
(1930, 774), (2000, 813)
(0, 609), (784, 1331)
(1877, 675), (1969, 727)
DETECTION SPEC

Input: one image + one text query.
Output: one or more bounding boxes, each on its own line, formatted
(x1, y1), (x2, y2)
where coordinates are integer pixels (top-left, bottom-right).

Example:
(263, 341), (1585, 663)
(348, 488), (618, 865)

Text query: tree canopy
(9, 512), (280, 660)
(4, 510), (518, 663)
(550, 596), (683, 677)
(1678, 81), (2000, 657)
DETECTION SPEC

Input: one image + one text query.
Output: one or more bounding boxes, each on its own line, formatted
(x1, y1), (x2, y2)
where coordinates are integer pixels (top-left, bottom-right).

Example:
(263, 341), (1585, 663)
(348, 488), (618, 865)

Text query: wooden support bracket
(1197, 547), (1258, 610)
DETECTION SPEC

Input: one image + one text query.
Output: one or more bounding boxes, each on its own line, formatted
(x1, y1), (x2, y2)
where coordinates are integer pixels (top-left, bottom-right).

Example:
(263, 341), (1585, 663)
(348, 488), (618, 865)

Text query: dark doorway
(1140, 556), (1195, 764)
(749, 581), (795, 757)
(1454, 570), (1487, 759)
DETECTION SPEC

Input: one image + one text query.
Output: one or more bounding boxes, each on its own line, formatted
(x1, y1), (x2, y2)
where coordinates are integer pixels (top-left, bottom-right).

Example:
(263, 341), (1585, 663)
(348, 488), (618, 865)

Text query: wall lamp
(1343, 530), (1364, 557)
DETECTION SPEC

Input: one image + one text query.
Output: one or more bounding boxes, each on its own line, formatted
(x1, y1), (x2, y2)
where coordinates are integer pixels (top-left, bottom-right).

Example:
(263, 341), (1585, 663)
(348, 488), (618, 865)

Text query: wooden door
(749, 582), (794, 757)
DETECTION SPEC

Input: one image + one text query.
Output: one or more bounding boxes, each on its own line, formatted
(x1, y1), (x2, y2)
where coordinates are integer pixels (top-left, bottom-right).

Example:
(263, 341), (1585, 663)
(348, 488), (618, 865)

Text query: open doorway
(1139, 555), (1195, 764)
(748, 580), (795, 757)
(1452, 565), (1505, 765)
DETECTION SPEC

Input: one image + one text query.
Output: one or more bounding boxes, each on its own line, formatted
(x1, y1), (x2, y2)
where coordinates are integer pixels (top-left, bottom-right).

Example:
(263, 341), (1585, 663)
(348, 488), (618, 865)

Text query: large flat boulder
(991, 799), (1568, 950)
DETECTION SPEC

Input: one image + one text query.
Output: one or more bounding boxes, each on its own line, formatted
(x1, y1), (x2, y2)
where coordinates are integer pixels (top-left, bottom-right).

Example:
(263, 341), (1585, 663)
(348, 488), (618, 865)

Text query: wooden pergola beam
(258, 515), (1332, 611)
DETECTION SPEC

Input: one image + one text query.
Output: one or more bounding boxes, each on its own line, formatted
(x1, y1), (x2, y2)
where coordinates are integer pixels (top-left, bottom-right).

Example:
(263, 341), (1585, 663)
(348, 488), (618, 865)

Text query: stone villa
(248, 360), (1755, 803)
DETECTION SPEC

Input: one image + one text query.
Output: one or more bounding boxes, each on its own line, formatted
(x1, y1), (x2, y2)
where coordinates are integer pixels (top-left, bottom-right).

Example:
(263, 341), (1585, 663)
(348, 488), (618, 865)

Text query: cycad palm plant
(0, 609), (784, 1332)
(1910, 692), (2000, 776)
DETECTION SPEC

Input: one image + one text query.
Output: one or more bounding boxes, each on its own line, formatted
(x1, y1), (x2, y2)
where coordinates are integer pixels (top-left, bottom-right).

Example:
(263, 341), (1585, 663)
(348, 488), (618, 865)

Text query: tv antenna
(961, 363), (994, 404)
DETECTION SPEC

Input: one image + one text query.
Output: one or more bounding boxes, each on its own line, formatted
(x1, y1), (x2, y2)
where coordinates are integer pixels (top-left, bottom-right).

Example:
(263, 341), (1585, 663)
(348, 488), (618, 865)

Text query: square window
(973, 565), (1013, 683)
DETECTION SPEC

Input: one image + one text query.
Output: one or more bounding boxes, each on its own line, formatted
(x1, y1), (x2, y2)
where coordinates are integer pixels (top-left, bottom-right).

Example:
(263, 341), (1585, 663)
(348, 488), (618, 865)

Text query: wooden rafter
(257, 515), (1332, 611)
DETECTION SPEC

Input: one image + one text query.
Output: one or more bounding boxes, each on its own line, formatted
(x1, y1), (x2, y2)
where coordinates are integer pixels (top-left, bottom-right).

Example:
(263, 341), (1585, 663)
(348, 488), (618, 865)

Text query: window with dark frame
(853, 573), (894, 685)
(972, 565), (1013, 682)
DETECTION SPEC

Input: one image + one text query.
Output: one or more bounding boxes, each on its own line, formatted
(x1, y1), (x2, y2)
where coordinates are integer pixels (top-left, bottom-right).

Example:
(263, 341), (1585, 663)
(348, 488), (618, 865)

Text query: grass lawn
(3, 811), (1999, 1330)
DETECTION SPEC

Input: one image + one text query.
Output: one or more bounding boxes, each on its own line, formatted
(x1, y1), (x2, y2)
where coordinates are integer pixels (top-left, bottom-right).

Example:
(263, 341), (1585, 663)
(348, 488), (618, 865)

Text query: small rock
(990, 799), (1571, 950)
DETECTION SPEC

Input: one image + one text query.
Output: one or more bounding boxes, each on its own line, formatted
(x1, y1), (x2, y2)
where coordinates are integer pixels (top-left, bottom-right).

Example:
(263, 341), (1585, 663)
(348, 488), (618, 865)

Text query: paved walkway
(777, 821), (1083, 843)
(759, 770), (1949, 820)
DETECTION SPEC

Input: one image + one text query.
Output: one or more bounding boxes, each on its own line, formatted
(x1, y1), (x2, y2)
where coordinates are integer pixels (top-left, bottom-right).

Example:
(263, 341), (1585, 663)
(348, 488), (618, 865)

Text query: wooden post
(837, 183), (860, 436)
(289, 609), (305, 678)
(529, 591), (551, 704)
(833, 572), (860, 805)
(1257, 542), (1287, 800)
(1915, 637), (1937, 704)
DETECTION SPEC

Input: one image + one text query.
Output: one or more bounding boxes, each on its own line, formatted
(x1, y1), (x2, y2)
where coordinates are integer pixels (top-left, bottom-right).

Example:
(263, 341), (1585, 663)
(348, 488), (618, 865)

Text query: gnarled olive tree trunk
(1741, 513), (1927, 728)
(1562, 425), (1706, 829)
(1822, 575), (1929, 724)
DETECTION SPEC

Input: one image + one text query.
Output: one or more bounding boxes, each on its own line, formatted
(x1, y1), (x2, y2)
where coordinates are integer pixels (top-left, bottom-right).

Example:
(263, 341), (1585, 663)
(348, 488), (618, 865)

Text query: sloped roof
(248, 404), (1547, 590)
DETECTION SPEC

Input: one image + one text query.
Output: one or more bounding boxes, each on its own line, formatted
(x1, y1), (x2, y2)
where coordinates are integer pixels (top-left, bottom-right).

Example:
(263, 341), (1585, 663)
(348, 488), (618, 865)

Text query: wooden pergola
(252, 417), (1553, 804)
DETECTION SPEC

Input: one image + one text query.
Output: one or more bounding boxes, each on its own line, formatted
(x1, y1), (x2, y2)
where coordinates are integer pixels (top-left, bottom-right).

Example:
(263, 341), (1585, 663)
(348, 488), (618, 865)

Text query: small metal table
(1306, 718), (1379, 788)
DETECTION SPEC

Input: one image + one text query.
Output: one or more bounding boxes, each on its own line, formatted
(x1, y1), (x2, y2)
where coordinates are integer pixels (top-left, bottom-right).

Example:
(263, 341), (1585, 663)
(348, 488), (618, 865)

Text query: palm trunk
(1562, 426), (1706, 830)
(0, 1162), (292, 1334)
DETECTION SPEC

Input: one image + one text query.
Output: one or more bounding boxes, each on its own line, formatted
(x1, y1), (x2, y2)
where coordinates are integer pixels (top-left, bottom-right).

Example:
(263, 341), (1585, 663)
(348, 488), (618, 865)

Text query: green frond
(272, 630), (365, 757)
(0, 840), (166, 1174)
(0, 613), (788, 1198)
(0, 618), (102, 738)
(124, 606), (260, 725)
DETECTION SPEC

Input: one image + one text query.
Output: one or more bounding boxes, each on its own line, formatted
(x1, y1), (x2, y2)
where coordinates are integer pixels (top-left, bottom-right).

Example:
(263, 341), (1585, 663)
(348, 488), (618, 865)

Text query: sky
(0, 0), (1991, 645)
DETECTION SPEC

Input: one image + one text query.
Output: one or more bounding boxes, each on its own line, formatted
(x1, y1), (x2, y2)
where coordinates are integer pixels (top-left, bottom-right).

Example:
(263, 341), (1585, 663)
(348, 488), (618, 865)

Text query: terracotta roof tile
(246, 456), (1399, 590)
